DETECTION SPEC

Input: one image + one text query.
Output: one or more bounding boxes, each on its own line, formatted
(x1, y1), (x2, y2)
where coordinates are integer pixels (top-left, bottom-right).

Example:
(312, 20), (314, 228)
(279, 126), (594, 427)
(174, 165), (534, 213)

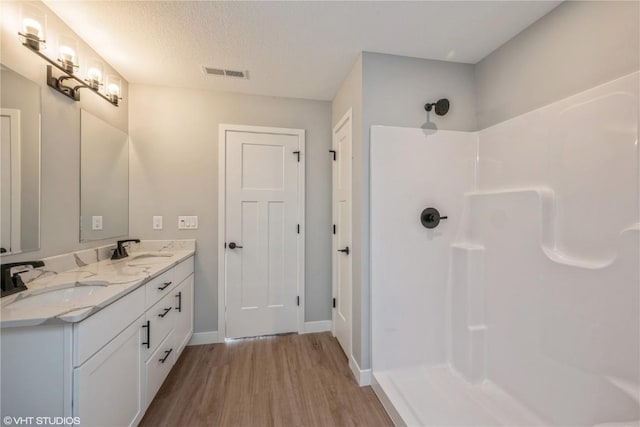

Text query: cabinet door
(74, 317), (144, 427)
(173, 274), (194, 358)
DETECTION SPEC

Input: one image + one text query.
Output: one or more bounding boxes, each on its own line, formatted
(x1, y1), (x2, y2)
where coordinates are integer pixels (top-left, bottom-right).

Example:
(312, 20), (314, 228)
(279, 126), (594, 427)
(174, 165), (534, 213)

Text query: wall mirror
(0, 65), (41, 256)
(80, 109), (128, 242)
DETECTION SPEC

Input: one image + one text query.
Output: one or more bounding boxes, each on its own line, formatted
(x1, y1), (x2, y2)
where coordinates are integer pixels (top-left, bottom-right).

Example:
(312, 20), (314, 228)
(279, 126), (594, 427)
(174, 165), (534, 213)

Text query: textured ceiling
(44, 1), (561, 101)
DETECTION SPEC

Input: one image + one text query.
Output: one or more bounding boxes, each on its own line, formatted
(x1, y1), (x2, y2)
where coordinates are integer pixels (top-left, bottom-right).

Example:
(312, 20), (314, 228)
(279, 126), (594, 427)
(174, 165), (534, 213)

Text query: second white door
(332, 110), (352, 356)
(223, 127), (304, 339)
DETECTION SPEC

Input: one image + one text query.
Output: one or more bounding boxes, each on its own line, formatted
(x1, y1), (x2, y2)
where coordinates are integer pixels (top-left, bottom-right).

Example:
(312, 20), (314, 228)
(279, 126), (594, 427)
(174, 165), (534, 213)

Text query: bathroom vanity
(0, 240), (195, 426)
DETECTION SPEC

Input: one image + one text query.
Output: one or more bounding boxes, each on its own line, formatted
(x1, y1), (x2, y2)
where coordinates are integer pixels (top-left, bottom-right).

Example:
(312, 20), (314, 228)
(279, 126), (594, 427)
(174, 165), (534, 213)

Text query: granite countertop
(0, 240), (195, 328)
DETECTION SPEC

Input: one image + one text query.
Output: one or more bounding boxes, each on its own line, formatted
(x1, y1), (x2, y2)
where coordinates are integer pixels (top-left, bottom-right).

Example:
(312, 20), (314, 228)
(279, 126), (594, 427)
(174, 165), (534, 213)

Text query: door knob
(337, 246), (350, 255)
(228, 242), (243, 249)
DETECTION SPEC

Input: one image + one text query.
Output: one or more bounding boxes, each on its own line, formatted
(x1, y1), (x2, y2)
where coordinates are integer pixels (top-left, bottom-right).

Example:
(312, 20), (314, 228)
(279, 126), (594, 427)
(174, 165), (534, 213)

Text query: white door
(332, 110), (352, 356)
(1, 109), (21, 254)
(221, 126), (304, 339)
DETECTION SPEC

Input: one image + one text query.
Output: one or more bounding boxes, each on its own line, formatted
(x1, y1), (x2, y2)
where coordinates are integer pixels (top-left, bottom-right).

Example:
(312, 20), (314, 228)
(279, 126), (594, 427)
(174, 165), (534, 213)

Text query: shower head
(424, 98), (450, 116)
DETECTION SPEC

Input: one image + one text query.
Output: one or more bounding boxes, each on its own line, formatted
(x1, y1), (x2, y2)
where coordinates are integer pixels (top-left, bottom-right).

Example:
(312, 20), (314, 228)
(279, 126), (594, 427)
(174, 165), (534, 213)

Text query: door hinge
(297, 296), (300, 306)
(329, 150), (336, 161)
(293, 151), (300, 162)
(333, 224), (336, 235)
(297, 224), (300, 234)
(332, 297), (336, 308)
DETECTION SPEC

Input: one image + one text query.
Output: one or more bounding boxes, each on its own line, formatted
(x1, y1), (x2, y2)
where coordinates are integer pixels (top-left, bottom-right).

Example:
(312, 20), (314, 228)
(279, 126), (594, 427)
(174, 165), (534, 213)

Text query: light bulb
(22, 18), (42, 38)
(58, 45), (76, 73)
(107, 83), (120, 96)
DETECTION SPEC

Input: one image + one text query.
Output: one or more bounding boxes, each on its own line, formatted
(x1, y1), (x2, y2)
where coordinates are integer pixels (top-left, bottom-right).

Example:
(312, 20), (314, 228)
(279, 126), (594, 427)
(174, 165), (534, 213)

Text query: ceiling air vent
(202, 66), (248, 79)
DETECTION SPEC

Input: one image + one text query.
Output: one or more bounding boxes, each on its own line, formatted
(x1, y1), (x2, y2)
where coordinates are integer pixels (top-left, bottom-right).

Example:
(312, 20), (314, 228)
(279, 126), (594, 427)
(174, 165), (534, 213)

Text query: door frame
(331, 109), (353, 357)
(218, 124), (306, 340)
(1, 108), (22, 254)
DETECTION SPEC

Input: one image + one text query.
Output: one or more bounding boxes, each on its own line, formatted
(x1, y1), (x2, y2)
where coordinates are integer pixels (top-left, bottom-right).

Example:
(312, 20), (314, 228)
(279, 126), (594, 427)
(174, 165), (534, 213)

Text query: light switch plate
(92, 216), (103, 230)
(153, 216), (163, 230)
(178, 216), (198, 229)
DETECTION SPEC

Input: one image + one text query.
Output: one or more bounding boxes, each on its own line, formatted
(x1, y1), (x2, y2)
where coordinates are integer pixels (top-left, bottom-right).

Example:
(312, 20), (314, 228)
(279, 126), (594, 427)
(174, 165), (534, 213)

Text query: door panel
(225, 130), (301, 338)
(332, 111), (352, 356)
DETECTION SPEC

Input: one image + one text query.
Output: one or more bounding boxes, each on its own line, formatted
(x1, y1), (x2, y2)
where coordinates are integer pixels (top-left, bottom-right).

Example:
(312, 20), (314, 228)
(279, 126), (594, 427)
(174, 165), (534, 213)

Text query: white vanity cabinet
(76, 256), (194, 424)
(0, 255), (194, 426)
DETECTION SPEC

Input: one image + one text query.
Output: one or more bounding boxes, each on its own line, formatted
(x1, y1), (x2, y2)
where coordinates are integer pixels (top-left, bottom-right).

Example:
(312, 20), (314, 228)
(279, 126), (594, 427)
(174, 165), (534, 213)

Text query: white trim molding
(187, 331), (221, 346)
(303, 320), (332, 334)
(349, 354), (372, 386)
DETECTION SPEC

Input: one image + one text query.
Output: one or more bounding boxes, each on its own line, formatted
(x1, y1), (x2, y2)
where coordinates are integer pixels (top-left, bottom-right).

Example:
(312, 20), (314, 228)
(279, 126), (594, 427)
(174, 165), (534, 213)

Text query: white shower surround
(370, 72), (639, 426)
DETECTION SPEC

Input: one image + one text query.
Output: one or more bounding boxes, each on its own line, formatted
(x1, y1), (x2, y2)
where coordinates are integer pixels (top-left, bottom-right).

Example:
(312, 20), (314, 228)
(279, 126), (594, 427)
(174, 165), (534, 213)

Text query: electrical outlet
(92, 216), (103, 230)
(153, 216), (163, 230)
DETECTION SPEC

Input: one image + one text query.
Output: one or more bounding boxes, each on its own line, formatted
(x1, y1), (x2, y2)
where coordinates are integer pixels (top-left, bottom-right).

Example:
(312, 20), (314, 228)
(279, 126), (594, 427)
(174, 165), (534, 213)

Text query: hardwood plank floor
(140, 332), (393, 427)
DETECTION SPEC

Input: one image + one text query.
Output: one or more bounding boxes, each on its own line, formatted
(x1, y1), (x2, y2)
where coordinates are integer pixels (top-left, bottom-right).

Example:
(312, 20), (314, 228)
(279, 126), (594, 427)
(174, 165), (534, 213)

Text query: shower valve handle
(421, 207), (447, 229)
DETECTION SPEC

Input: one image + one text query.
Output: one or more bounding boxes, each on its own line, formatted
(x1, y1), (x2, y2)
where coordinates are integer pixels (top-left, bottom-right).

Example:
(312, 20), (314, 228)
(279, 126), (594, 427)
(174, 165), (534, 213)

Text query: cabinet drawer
(74, 286), (145, 367)
(144, 330), (175, 409)
(174, 257), (194, 286)
(145, 268), (176, 309)
(143, 291), (177, 357)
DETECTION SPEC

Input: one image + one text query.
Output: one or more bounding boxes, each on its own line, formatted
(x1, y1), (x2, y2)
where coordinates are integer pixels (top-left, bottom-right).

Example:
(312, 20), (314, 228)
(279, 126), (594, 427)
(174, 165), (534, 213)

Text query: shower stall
(370, 72), (639, 426)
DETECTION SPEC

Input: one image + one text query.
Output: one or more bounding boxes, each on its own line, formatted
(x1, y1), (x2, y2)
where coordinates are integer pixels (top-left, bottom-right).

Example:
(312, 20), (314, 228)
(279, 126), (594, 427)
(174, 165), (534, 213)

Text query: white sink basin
(127, 252), (174, 266)
(6, 285), (107, 310)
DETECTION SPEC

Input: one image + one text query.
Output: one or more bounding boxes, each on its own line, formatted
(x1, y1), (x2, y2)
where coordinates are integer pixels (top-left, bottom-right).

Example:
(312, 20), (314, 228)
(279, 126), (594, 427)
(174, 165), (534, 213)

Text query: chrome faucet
(111, 239), (141, 260)
(1, 261), (45, 297)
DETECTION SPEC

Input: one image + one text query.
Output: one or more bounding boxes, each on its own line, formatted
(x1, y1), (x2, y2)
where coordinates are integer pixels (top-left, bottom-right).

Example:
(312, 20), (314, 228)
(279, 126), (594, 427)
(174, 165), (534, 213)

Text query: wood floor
(140, 332), (393, 427)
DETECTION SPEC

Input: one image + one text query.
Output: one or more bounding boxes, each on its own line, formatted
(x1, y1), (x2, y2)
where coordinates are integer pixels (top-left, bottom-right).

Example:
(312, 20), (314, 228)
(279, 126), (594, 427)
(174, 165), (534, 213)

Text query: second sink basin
(127, 252), (174, 266)
(6, 285), (107, 310)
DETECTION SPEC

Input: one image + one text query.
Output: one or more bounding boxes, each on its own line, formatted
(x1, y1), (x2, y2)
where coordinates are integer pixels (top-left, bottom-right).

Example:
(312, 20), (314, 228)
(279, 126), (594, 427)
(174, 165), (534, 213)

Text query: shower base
(372, 365), (544, 426)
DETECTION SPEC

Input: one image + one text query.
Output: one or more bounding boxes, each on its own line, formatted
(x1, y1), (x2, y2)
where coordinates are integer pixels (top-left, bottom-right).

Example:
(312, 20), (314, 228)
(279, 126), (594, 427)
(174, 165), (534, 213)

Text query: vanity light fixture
(18, 4), (47, 51)
(18, 19), (122, 107)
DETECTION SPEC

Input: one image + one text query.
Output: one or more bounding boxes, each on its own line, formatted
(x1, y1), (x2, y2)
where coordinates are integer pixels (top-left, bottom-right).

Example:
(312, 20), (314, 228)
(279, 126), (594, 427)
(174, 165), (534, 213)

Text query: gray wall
(475, 0), (640, 129)
(0, 0), (128, 264)
(128, 84), (332, 334)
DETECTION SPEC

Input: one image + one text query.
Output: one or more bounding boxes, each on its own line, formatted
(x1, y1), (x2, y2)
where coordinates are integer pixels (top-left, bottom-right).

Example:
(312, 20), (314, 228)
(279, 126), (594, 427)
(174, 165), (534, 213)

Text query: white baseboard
(303, 320), (332, 334)
(349, 354), (372, 386)
(187, 331), (220, 346)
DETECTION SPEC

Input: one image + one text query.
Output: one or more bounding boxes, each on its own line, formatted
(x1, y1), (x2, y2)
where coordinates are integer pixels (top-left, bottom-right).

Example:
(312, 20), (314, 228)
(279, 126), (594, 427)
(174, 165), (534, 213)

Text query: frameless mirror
(0, 64), (41, 255)
(80, 109), (128, 241)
